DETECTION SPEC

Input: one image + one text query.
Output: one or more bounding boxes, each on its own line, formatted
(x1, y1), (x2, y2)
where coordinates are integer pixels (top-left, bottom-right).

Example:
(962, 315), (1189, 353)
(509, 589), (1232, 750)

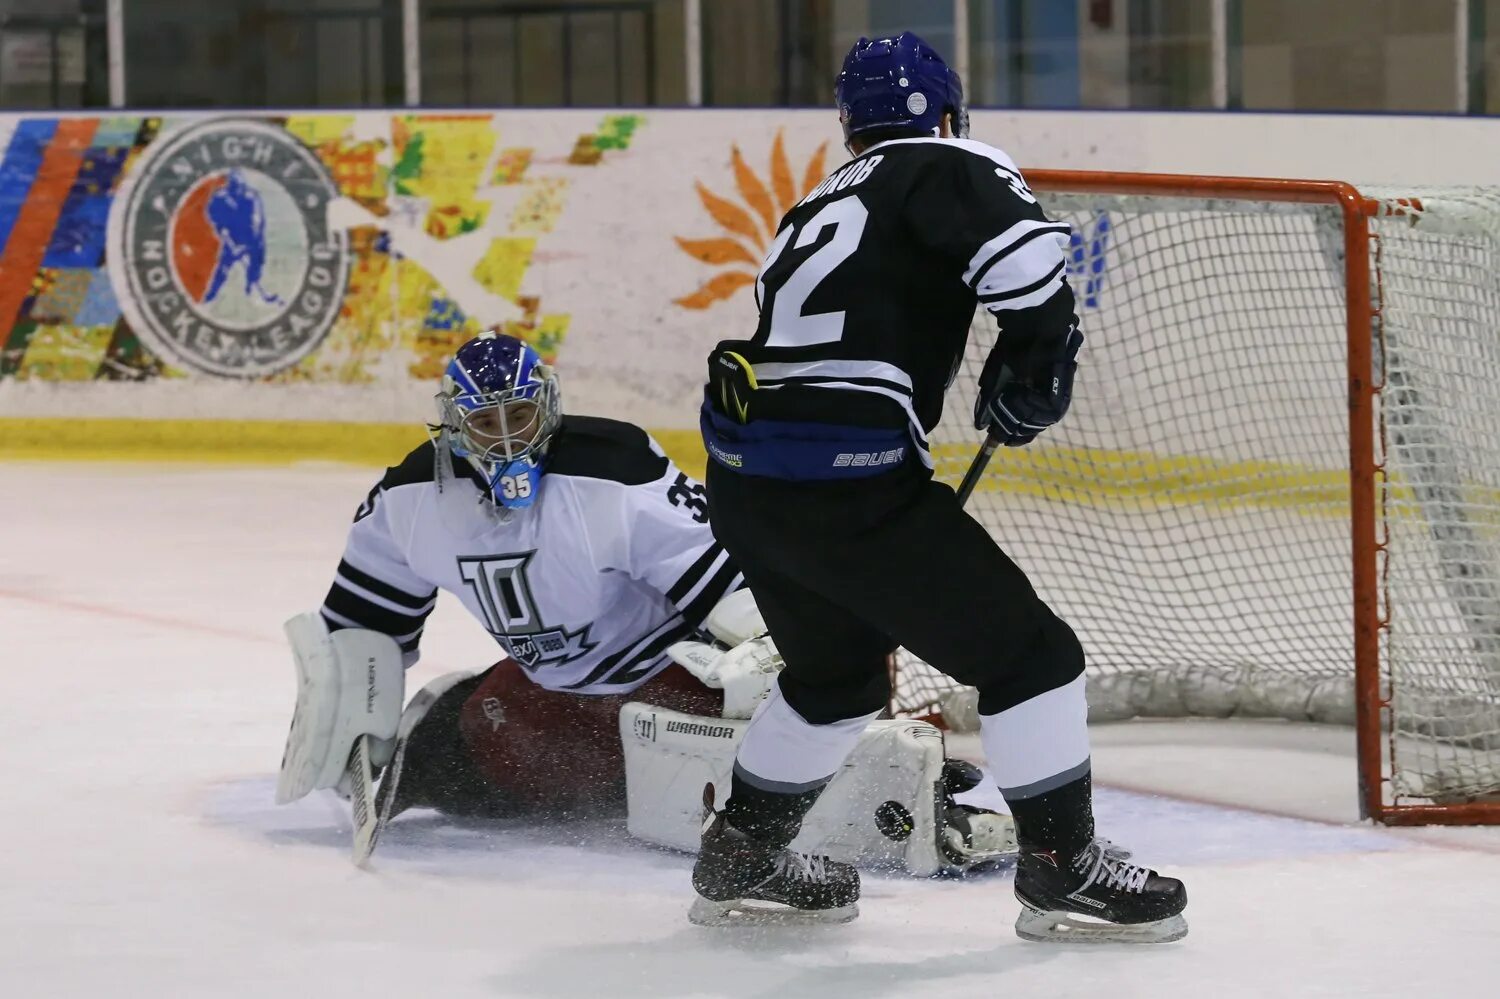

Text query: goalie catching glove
(667, 588), (780, 719)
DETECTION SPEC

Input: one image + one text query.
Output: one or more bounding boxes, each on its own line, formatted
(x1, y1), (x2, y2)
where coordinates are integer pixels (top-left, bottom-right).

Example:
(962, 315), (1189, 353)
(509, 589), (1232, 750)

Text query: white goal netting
(892, 182), (1500, 812)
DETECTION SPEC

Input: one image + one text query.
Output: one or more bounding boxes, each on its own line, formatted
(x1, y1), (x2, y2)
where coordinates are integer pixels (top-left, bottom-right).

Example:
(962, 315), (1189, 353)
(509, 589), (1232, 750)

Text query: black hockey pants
(704, 459), (1085, 726)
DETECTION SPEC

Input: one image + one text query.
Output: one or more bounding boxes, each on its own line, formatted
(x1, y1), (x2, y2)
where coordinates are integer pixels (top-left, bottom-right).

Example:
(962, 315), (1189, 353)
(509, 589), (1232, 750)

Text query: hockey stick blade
(955, 432), (1001, 508)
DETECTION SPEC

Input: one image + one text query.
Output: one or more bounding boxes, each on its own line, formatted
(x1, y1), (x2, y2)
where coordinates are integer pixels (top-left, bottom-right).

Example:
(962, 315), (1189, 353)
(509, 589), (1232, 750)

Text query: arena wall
(0, 107), (1495, 477)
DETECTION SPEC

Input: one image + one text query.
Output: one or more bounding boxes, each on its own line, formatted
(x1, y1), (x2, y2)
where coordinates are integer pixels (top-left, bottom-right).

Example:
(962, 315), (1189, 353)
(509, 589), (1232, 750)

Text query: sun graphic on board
(673, 130), (830, 309)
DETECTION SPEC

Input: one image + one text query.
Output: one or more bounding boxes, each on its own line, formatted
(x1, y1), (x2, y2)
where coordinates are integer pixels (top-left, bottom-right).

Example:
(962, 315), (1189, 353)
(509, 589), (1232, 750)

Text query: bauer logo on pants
(107, 118), (350, 377)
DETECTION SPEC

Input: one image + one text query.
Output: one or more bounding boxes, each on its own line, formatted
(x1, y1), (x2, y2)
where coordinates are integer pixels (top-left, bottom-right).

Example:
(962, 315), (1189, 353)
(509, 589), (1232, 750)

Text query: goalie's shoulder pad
(546, 416), (667, 486)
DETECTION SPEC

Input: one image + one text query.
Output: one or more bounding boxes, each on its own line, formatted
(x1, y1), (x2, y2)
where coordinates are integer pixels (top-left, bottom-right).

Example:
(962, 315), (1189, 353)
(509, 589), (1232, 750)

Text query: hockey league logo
(457, 552), (596, 670)
(107, 118), (350, 377)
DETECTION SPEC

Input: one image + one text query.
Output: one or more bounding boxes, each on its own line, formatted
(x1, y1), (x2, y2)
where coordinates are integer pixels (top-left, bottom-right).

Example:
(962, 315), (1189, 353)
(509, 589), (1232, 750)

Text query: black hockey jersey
(318, 416), (742, 695)
(709, 136), (1075, 468)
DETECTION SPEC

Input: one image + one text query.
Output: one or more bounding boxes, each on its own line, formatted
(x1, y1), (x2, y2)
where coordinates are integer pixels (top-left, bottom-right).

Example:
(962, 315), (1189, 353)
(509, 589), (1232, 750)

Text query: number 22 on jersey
(757, 195), (869, 348)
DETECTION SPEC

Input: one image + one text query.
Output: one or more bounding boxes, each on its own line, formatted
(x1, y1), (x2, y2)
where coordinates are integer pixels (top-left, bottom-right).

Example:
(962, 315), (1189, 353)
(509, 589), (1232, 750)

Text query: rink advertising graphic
(671, 129), (830, 310)
(0, 110), (664, 394)
(0, 110), (845, 471)
(0, 118), (157, 383)
(0, 107), (1397, 516)
(107, 118), (351, 378)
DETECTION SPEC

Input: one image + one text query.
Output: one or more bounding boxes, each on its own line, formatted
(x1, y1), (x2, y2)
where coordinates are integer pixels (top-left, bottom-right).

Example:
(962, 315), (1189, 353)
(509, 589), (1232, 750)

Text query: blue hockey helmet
(834, 32), (968, 152)
(436, 332), (560, 509)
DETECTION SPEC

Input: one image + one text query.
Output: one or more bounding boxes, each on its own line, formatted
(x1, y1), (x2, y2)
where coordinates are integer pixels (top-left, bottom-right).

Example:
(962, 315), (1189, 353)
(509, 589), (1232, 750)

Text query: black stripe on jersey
(322, 581), (435, 638)
(336, 559), (435, 610)
(357, 439), (491, 511)
(678, 561), (743, 630)
(319, 611), (423, 654)
(563, 618), (697, 690)
(968, 224), (1071, 292)
(979, 259), (1066, 305)
(667, 543), (727, 605)
(594, 645), (680, 690)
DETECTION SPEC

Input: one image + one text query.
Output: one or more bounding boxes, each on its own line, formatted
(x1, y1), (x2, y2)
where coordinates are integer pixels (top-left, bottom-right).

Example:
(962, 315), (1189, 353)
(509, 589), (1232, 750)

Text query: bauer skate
(689, 810), (860, 926)
(1013, 837), (1187, 943)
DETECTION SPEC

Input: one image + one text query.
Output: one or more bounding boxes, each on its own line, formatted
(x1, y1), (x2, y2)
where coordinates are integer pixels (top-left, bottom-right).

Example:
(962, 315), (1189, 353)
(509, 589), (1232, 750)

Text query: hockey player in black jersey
(275, 331), (1015, 881)
(693, 33), (1187, 941)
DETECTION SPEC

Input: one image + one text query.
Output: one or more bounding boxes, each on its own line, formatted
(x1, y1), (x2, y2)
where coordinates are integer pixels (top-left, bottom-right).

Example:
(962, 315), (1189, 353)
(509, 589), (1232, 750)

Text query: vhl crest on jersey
(458, 552), (596, 669)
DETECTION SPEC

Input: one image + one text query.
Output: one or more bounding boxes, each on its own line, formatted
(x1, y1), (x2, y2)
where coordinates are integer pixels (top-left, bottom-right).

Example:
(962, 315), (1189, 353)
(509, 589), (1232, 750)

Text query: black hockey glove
(973, 324), (1084, 447)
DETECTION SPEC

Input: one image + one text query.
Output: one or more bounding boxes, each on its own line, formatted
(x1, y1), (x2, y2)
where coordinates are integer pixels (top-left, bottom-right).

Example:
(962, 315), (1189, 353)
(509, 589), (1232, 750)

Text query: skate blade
(688, 896), (858, 928)
(1015, 903), (1188, 944)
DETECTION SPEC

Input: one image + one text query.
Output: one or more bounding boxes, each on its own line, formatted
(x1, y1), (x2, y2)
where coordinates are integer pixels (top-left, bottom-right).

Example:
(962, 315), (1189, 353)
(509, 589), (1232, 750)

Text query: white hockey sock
(732, 680), (878, 793)
(978, 673), (1091, 800)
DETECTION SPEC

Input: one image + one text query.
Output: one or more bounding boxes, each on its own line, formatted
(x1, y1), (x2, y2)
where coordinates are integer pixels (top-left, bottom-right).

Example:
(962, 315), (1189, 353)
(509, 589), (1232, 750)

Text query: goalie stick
(351, 672), (471, 867)
(348, 736), (380, 867)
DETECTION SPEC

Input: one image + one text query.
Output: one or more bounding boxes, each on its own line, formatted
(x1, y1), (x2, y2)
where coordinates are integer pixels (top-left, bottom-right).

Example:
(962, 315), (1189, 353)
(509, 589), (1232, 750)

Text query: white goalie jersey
(319, 416), (743, 695)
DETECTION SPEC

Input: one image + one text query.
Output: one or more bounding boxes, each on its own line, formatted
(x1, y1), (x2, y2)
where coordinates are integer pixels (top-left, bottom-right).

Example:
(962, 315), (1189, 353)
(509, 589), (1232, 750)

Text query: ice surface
(3, 463), (1499, 998)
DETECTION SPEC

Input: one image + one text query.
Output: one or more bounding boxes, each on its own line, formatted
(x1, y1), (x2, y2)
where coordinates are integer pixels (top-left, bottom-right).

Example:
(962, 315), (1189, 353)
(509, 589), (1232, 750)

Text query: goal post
(890, 170), (1500, 825)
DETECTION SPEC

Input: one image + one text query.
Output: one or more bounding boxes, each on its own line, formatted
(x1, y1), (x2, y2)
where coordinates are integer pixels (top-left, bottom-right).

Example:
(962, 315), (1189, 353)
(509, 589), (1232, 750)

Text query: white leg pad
(276, 612), (405, 804)
(621, 703), (956, 875)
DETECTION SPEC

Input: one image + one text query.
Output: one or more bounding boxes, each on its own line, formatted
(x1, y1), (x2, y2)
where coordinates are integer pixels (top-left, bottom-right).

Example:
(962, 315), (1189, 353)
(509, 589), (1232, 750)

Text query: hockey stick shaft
(954, 432), (1001, 508)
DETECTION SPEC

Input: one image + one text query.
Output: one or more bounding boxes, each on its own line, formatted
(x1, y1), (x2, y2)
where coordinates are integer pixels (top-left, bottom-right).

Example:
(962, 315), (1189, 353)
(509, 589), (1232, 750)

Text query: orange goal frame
(1001, 171), (1500, 826)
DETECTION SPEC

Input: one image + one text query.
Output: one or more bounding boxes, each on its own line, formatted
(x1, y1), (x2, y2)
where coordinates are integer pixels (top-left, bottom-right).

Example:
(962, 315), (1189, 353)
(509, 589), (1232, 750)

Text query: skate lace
(1072, 838), (1150, 894)
(773, 851), (830, 884)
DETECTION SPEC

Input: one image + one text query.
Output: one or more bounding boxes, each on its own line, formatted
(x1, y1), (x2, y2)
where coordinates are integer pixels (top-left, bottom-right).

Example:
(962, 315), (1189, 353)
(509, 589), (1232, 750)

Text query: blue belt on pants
(700, 396), (910, 481)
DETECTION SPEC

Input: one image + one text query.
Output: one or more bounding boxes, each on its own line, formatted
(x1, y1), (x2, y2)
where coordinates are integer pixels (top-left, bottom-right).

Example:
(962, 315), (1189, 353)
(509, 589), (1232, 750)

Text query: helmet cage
(436, 372), (560, 508)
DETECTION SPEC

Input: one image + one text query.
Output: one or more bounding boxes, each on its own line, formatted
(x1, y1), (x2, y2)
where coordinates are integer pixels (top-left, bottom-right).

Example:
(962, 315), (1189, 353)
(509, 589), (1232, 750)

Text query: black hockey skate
(1014, 838), (1188, 943)
(689, 811), (860, 926)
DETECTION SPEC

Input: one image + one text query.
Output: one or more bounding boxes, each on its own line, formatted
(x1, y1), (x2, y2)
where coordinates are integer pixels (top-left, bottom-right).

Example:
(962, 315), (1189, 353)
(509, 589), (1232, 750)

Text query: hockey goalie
(275, 331), (1014, 890)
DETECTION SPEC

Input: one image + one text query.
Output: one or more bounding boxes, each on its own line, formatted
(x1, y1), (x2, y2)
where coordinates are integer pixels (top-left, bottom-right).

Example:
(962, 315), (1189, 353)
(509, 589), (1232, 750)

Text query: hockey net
(890, 172), (1500, 824)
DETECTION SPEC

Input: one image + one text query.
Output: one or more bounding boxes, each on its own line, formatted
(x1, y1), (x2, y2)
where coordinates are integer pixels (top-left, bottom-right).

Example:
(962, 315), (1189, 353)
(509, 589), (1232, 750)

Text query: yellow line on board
(0, 417), (431, 467)
(0, 418), (712, 478)
(2, 418), (1489, 525)
(929, 442), (1352, 512)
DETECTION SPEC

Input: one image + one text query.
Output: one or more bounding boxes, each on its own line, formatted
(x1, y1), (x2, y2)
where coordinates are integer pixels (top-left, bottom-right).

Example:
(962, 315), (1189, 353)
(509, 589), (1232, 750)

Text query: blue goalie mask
(436, 333), (561, 509)
(834, 32), (968, 153)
